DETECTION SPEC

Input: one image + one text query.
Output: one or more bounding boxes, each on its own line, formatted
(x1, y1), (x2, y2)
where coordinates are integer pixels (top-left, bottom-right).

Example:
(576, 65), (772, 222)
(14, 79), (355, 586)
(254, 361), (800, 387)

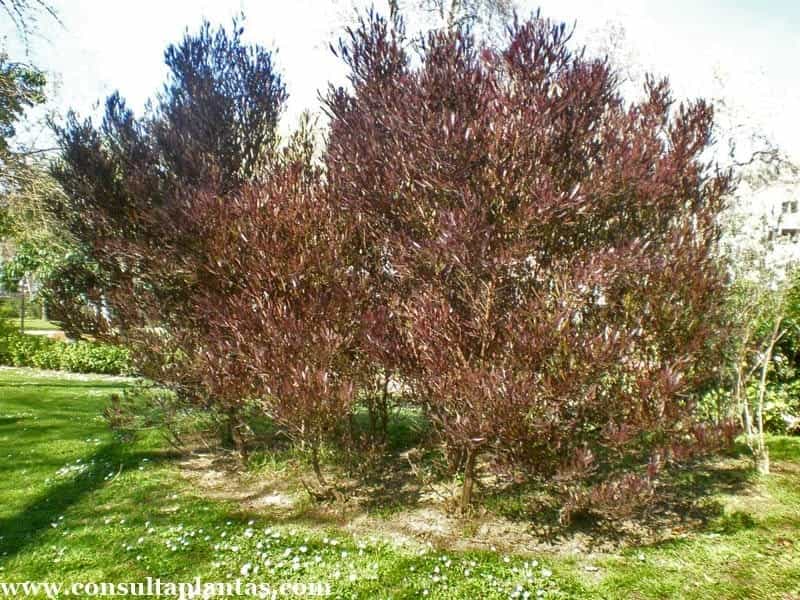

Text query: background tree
(333, 0), (516, 52)
(0, 157), (72, 321)
(399, 0), (514, 33)
(708, 67), (800, 473)
(724, 269), (800, 474)
(0, 0), (61, 325)
(720, 167), (800, 473)
(0, 53), (44, 156)
(0, 0), (59, 46)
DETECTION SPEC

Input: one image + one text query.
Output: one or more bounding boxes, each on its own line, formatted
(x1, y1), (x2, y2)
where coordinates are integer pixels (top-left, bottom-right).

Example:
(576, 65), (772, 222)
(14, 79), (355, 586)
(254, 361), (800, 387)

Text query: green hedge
(0, 322), (132, 375)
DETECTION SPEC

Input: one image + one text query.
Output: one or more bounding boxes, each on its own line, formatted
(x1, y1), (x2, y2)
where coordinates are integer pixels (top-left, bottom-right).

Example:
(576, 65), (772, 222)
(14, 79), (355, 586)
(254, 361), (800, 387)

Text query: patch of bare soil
(178, 448), (752, 557)
(179, 453), (297, 512)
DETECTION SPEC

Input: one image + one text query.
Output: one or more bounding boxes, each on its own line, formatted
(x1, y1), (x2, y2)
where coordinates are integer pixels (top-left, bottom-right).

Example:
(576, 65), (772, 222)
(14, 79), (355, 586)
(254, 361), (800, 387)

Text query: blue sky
(3, 0), (799, 161)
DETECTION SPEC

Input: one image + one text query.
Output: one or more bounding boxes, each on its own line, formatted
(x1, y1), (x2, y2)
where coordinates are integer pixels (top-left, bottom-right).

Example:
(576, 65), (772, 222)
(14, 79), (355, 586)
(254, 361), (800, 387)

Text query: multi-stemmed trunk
(752, 317), (784, 474)
(745, 316), (784, 475)
(223, 408), (248, 464)
(460, 447), (477, 513)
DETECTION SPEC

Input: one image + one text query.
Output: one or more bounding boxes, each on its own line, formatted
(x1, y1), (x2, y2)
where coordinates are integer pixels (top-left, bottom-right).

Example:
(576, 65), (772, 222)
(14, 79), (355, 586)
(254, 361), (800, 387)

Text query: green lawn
(0, 367), (799, 598)
(3, 318), (62, 332)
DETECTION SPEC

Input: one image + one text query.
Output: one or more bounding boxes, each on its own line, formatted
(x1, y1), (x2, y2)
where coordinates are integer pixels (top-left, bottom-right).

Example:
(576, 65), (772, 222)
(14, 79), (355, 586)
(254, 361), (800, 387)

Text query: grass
(3, 318), (62, 332)
(0, 366), (799, 598)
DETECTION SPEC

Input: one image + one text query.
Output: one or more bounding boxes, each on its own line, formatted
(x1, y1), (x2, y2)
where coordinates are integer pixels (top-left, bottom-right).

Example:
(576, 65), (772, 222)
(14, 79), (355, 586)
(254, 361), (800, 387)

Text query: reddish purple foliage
(325, 12), (734, 508)
(50, 11), (737, 512)
(177, 160), (366, 470)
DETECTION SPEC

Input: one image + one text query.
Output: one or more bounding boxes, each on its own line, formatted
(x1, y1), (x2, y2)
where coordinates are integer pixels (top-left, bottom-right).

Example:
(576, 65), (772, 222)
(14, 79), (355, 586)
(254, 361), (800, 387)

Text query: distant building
(723, 180), (800, 283)
(776, 198), (800, 240)
(760, 182), (800, 272)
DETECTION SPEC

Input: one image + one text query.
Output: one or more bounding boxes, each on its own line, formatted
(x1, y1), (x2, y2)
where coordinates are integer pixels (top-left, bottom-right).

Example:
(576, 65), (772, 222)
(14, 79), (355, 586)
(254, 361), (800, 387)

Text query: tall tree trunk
(754, 316), (784, 475)
(19, 290), (25, 334)
(739, 363), (754, 439)
(735, 328), (753, 432)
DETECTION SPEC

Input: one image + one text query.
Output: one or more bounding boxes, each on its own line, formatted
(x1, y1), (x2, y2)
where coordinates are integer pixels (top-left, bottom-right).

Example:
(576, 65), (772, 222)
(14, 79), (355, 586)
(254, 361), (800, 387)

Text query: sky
(2, 0), (799, 162)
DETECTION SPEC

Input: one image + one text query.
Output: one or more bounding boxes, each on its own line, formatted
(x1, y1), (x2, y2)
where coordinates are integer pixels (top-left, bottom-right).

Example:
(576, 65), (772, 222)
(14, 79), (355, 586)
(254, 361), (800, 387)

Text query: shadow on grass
(331, 407), (433, 514)
(0, 442), (174, 560)
(239, 404), (434, 516)
(479, 445), (758, 549)
(190, 401), (800, 553)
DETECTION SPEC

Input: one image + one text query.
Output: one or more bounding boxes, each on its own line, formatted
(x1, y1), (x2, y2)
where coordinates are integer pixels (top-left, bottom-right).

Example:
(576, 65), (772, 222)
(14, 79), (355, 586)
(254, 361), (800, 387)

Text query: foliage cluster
(0, 320), (131, 374)
(47, 12), (736, 513)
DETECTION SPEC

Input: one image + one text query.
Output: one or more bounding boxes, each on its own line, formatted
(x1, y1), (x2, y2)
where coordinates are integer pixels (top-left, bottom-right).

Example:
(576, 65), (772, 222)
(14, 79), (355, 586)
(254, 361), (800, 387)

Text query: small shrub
(104, 382), (215, 447)
(0, 298), (18, 318)
(755, 381), (800, 434)
(58, 341), (132, 375)
(0, 323), (132, 375)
